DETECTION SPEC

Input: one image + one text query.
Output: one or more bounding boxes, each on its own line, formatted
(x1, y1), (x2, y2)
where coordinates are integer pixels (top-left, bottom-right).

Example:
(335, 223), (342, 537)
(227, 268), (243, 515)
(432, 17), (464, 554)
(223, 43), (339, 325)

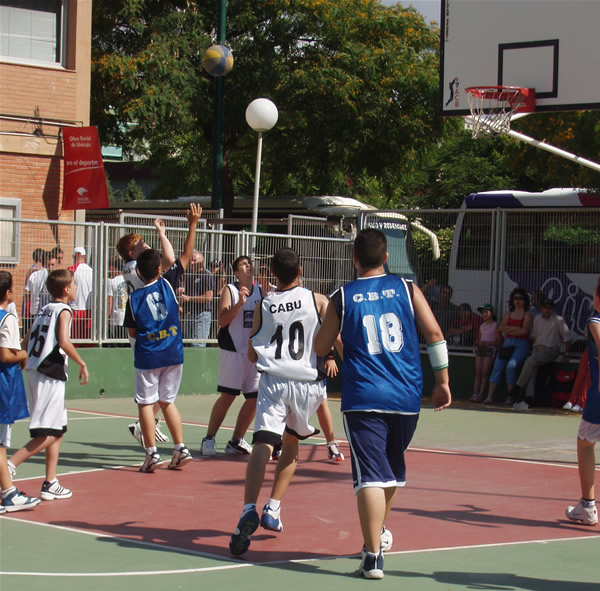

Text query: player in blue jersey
(566, 276), (600, 526)
(314, 228), (452, 579)
(124, 204), (201, 472)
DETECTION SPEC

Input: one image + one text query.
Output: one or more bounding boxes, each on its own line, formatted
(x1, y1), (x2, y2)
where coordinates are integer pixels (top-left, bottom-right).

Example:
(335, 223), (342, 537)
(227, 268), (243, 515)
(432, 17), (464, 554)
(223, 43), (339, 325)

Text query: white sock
(1, 486), (16, 498)
(175, 443), (185, 451)
(146, 446), (157, 455)
(267, 498), (281, 512)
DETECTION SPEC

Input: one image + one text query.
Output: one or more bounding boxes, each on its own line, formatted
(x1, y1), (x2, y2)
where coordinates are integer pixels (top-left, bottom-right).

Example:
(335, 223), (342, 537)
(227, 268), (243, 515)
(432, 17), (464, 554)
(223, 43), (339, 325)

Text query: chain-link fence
(2, 206), (598, 350)
(1, 217), (354, 346)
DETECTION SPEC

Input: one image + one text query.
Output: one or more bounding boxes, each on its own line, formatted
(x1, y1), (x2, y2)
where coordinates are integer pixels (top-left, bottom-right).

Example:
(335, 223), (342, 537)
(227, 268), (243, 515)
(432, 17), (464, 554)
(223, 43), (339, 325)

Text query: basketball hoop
(465, 86), (535, 138)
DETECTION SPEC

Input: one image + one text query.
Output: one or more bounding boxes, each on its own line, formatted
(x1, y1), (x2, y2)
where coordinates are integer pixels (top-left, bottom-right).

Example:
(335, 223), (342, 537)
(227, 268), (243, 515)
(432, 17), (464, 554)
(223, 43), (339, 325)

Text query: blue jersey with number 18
(335, 274), (422, 414)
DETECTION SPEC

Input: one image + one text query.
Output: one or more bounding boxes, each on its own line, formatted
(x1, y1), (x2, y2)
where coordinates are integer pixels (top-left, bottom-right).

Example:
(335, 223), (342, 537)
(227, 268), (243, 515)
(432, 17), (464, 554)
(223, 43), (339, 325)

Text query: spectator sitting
(447, 302), (482, 347)
(427, 284), (459, 337)
(513, 298), (572, 410)
(484, 287), (533, 406)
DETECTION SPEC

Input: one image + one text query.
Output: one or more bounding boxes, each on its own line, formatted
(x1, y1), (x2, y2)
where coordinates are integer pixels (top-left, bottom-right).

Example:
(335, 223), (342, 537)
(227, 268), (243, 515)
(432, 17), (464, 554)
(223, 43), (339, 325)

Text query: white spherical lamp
(245, 98), (279, 132)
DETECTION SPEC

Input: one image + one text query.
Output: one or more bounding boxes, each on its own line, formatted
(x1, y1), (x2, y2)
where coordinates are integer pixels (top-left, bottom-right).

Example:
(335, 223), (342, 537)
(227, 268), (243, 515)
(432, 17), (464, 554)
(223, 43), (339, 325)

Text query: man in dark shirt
(179, 251), (214, 347)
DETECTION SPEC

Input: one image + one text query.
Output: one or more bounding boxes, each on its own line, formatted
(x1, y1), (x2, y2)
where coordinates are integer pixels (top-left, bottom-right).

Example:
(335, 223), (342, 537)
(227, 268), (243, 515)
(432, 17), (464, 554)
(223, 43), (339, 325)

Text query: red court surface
(8, 442), (596, 563)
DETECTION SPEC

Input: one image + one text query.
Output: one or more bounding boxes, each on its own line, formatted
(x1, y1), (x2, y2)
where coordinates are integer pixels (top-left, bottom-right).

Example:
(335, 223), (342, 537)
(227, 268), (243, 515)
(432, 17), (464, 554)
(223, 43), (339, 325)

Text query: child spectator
(565, 277), (600, 526)
(123, 204), (201, 472)
(9, 269), (89, 500)
(470, 304), (502, 402)
(0, 271), (41, 512)
(447, 302), (482, 347)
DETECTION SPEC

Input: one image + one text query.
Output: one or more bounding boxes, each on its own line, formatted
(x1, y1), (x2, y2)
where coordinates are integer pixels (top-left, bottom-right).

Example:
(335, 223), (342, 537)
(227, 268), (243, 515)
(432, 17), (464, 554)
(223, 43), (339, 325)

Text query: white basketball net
(465, 87), (528, 138)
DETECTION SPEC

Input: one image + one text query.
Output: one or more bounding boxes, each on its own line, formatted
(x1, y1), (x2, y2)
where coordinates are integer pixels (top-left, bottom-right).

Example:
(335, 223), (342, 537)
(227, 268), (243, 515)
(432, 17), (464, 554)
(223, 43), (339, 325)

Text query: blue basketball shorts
(343, 411), (419, 494)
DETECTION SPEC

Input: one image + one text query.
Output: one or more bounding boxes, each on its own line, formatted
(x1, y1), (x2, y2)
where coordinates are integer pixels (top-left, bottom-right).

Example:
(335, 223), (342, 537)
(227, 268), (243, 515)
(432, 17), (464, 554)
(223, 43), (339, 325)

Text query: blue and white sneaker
(2, 488), (41, 512)
(230, 509), (260, 556)
(260, 504), (283, 532)
(359, 549), (384, 579)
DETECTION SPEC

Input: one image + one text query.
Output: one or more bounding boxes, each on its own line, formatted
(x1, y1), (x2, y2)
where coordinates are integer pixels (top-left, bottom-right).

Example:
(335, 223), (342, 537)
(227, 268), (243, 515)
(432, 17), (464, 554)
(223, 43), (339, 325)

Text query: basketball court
(1, 395), (598, 590)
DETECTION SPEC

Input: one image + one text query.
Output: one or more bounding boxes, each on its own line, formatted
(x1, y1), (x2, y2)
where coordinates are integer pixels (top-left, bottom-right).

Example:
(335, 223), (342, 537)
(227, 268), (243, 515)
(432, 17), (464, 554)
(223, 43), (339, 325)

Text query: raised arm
(178, 204), (202, 270)
(154, 218), (175, 269)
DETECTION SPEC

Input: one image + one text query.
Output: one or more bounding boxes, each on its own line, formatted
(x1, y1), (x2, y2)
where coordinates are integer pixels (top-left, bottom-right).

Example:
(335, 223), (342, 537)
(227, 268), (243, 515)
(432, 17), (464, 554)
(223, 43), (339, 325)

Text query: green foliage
(544, 224), (600, 245)
(91, 0), (442, 214)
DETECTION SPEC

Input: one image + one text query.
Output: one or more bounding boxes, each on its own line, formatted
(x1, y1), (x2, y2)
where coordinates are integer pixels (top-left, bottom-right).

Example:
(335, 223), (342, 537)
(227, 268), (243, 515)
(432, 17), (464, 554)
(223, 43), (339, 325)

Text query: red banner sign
(62, 126), (109, 210)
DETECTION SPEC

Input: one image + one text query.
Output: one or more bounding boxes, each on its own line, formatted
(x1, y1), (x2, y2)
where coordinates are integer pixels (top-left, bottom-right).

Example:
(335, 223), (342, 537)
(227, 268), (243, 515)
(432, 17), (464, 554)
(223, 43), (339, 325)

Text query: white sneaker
(571, 405), (583, 413)
(566, 501), (598, 525)
(201, 437), (217, 456)
(154, 418), (170, 443)
(40, 479), (72, 501)
(380, 527), (393, 552)
(225, 438), (252, 455)
(7, 460), (16, 478)
(327, 441), (345, 463)
(513, 400), (529, 411)
(168, 447), (192, 470)
(562, 401), (573, 411)
(139, 452), (162, 473)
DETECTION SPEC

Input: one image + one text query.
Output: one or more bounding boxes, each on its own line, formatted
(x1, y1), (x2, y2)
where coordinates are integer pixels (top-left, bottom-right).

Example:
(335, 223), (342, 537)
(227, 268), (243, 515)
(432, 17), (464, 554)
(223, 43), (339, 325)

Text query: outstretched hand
(431, 383), (451, 411)
(187, 203), (202, 225)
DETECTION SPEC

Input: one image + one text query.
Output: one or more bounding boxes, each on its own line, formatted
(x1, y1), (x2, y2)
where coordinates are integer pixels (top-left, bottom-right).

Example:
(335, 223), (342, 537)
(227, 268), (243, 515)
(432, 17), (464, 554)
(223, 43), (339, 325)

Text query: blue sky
(381, 0), (441, 25)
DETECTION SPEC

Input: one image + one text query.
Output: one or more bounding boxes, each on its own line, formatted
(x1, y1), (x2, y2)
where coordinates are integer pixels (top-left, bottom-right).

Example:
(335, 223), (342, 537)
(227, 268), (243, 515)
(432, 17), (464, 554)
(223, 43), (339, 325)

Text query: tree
(91, 0), (442, 216)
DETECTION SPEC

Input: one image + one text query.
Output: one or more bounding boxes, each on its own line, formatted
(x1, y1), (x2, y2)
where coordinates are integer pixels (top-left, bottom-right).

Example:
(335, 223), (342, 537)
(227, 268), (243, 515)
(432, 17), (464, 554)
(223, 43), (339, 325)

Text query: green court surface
(1, 395), (598, 591)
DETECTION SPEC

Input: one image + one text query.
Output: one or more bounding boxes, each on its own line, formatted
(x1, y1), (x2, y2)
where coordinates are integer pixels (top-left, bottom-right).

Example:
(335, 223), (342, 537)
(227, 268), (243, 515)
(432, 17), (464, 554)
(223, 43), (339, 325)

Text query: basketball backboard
(439, 0), (600, 116)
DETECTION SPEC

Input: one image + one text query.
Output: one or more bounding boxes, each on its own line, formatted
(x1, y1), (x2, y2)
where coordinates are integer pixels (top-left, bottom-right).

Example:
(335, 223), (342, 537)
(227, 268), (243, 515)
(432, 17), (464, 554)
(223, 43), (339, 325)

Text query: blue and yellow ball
(202, 45), (234, 77)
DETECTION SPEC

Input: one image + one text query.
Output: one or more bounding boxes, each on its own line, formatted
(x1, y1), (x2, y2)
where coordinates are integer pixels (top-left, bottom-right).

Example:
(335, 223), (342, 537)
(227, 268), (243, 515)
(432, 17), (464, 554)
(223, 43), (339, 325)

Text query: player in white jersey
(229, 248), (331, 556)
(116, 217), (177, 447)
(201, 256), (263, 456)
(9, 269), (89, 501)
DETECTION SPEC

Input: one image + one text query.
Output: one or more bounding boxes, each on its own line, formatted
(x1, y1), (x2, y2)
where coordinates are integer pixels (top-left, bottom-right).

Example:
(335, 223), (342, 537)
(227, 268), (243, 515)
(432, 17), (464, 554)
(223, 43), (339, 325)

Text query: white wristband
(427, 340), (448, 371)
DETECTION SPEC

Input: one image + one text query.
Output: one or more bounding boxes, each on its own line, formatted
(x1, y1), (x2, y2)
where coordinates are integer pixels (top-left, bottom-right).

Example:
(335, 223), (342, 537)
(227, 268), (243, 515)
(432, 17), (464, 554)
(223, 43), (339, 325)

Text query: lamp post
(245, 99), (278, 252)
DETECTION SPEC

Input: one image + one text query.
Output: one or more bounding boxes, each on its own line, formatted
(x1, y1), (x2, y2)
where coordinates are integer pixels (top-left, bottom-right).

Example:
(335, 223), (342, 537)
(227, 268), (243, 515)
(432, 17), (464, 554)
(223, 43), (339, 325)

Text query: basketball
(202, 45), (234, 77)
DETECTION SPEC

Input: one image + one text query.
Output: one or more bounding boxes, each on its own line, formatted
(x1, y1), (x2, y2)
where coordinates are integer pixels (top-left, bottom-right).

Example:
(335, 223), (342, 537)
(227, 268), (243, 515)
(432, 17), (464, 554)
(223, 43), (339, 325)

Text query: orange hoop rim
(465, 86), (536, 112)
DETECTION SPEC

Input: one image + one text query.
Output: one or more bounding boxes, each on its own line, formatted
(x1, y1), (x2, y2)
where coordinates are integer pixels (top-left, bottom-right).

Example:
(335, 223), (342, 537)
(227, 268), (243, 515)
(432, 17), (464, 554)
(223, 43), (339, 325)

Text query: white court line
(409, 446), (579, 469)
(1, 517), (599, 577)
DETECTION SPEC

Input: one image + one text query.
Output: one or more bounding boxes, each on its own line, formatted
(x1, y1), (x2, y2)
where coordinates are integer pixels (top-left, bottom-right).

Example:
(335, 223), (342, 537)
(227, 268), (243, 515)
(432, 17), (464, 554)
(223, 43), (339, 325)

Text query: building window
(0, 198), (21, 263)
(0, 1), (65, 66)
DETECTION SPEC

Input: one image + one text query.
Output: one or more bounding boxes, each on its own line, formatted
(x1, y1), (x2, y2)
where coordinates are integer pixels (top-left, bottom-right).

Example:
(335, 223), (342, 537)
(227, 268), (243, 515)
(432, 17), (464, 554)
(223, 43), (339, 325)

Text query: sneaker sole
(225, 447), (251, 455)
(360, 568), (384, 580)
(40, 491), (72, 501)
(168, 456), (193, 470)
(139, 461), (164, 473)
(230, 512), (260, 556)
(4, 499), (42, 512)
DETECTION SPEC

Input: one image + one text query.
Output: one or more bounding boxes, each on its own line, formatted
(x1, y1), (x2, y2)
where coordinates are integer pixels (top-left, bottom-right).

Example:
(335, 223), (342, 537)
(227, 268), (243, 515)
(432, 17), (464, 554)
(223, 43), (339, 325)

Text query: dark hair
(136, 249), (161, 281)
(232, 255), (250, 273)
(459, 302), (472, 312)
(46, 269), (73, 298)
(50, 246), (64, 259)
(271, 248), (300, 284)
(508, 287), (530, 311)
(596, 276), (600, 298)
(32, 248), (45, 264)
(354, 229), (387, 269)
(0, 270), (13, 301)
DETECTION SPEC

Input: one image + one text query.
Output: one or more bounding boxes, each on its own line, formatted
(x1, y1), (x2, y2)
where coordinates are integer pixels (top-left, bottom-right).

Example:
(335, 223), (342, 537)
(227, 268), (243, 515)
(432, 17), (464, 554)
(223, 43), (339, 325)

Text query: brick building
(0, 1), (92, 295)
